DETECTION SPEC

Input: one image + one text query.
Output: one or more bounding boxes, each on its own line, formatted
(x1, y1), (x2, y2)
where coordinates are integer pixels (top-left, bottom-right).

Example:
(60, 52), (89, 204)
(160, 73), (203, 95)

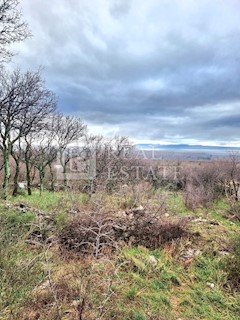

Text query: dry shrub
(225, 202), (240, 222)
(59, 209), (188, 256)
(25, 259), (119, 320)
(223, 235), (240, 292)
(59, 213), (116, 258)
(183, 163), (222, 210)
(184, 184), (216, 211)
(118, 182), (153, 210)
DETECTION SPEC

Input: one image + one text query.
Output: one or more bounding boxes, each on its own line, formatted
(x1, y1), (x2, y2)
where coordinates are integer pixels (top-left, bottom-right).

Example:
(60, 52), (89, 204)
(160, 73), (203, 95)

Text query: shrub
(227, 202), (240, 221)
(183, 163), (222, 210)
(223, 236), (240, 292)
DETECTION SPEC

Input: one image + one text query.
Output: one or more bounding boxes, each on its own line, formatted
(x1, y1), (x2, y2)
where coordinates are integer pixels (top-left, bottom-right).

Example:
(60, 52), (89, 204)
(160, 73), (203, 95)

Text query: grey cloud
(9, 0), (240, 145)
(109, 0), (132, 18)
(206, 114), (240, 128)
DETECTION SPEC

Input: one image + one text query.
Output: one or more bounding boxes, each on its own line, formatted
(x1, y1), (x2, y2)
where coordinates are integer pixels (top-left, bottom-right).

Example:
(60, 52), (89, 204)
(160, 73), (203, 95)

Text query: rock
(112, 224), (127, 232)
(180, 249), (195, 260)
(193, 217), (219, 226)
(71, 300), (80, 307)
(193, 218), (208, 223)
(207, 282), (215, 289)
(218, 250), (230, 256)
(38, 281), (50, 290)
(125, 205), (145, 217)
(179, 248), (202, 261)
(6, 202), (31, 213)
(34, 280), (51, 295)
(148, 255), (158, 266)
(194, 249), (201, 256)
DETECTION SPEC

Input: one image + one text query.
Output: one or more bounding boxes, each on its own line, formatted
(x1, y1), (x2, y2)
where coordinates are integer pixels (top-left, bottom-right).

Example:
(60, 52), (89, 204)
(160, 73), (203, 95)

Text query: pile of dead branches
(59, 208), (189, 257)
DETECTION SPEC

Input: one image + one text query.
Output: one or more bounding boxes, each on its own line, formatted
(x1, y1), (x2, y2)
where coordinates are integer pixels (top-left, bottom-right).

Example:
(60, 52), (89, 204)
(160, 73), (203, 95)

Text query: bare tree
(183, 162), (223, 210)
(0, 0), (31, 62)
(53, 113), (86, 189)
(30, 128), (57, 195)
(79, 135), (134, 194)
(11, 137), (24, 196)
(23, 133), (35, 195)
(224, 152), (240, 202)
(0, 149), (3, 171)
(0, 68), (56, 199)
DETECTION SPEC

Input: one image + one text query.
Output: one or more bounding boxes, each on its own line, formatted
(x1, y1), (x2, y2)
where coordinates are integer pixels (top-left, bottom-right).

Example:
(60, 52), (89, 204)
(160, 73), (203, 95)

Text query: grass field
(0, 190), (239, 319)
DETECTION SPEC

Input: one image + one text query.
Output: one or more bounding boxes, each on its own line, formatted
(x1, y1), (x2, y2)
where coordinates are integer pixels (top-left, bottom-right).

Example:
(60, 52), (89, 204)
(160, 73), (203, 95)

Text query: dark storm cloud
(10, 0), (240, 145)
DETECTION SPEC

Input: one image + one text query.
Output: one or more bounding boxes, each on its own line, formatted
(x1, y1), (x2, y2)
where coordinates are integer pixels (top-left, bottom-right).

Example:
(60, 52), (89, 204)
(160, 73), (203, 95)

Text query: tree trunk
(39, 167), (45, 195)
(60, 152), (67, 190)
(12, 158), (20, 197)
(2, 148), (11, 200)
(49, 163), (55, 192)
(63, 164), (68, 190)
(26, 161), (32, 195)
(25, 149), (32, 196)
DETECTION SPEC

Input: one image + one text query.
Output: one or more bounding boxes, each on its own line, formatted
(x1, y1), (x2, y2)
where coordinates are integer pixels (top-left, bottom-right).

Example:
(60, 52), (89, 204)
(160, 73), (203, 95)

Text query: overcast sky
(10, 0), (240, 146)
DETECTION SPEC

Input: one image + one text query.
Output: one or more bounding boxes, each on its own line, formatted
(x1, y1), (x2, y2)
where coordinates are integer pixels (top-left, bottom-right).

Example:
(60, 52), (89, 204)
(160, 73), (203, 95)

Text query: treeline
(0, 1), (134, 199)
(0, 65), (136, 198)
(1, 0), (240, 211)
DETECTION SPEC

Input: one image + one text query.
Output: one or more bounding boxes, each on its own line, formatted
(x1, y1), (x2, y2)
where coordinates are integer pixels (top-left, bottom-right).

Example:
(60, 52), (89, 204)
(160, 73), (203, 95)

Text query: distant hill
(135, 144), (240, 161)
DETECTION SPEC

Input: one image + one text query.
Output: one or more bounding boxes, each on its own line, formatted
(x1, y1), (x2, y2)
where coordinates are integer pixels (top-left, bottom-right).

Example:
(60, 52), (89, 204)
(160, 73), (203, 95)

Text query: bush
(227, 202), (240, 221)
(183, 163), (222, 210)
(223, 236), (240, 292)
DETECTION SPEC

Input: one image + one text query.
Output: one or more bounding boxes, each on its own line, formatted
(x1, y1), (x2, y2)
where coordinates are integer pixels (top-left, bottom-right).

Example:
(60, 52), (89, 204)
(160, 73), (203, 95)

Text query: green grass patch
(9, 190), (89, 212)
